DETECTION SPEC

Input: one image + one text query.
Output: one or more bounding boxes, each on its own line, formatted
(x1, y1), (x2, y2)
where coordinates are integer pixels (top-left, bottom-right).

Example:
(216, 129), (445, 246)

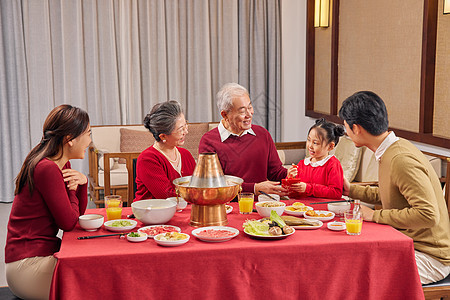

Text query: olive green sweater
(350, 138), (450, 265)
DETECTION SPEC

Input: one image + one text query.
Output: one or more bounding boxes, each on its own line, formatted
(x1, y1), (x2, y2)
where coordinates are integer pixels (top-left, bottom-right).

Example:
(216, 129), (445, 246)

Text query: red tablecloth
(50, 199), (424, 300)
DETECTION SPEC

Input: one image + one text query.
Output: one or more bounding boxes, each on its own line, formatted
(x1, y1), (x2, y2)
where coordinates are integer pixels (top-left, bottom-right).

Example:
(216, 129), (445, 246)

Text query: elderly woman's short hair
(216, 83), (249, 112)
(144, 100), (182, 141)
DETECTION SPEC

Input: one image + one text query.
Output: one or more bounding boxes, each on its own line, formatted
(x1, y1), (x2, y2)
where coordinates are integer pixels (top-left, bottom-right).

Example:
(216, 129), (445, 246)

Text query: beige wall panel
(314, 26), (332, 114)
(433, 0), (450, 139)
(337, 0), (423, 132)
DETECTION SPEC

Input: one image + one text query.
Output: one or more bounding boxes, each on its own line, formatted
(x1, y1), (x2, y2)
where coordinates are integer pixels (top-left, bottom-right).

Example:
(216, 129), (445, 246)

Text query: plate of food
(104, 219), (137, 232)
(154, 232), (190, 247)
(281, 215), (323, 229)
(327, 221), (346, 231)
(126, 231), (148, 242)
(191, 226), (239, 242)
(138, 225), (181, 238)
(243, 211), (295, 239)
(284, 202), (313, 217)
(225, 205), (233, 214)
(304, 210), (335, 222)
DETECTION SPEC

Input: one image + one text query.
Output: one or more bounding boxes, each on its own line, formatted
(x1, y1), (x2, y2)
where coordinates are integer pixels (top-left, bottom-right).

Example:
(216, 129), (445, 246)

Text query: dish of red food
(191, 226), (239, 242)
(138, 225), (181, 238)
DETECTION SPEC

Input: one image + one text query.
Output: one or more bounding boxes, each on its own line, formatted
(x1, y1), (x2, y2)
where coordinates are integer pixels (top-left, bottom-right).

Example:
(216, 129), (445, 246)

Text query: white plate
(138, 225), (181, 238)
(191, 226), (239, 242)
(243, 226), (295, 239)
(284, 206), (313, 217)
(104, 219), (137, 232)
(154, 233), (190, 247)
(304, 210), (335, 222)
(226, 205), (233, 214)
(327, 221), (346, 231)
(291, 220), (323, 230)
(127, 232), (148, 242)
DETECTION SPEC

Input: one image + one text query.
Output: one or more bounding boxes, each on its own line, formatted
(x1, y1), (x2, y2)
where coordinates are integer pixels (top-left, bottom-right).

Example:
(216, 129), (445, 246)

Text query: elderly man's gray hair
(216, 83), (249, 112)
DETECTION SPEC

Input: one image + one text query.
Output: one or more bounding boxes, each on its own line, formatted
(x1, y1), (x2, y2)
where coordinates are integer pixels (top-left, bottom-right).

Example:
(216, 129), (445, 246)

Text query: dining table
(49, 198), (424, 300)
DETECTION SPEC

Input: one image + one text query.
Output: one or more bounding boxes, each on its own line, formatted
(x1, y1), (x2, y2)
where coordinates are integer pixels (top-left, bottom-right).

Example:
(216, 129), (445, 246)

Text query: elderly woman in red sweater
(5, 105), (91, 300)
(134, 100), (196, 200)
(198, 83), (288, 196)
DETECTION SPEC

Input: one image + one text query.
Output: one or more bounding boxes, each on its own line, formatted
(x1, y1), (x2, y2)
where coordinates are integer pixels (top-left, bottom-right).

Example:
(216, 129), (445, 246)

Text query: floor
(0, 200), (97, 289)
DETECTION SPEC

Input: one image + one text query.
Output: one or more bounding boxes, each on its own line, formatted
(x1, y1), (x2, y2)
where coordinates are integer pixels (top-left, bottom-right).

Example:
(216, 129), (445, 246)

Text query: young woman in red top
(287, 118), (345, 199)
(5, 105), (91, 300)
(134, 100), (196, 201)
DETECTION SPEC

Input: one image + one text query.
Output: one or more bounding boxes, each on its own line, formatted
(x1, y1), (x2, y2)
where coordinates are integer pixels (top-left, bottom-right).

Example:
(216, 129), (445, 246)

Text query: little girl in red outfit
(286, 118), (345, 199)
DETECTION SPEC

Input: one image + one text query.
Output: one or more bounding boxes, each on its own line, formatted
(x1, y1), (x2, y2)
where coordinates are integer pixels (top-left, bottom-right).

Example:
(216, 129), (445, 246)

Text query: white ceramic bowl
(255, 201), (286, 218)
(78, 214), (104, 231)
(327, 202), (351, 216)
(257, 194), (280, 202)
(154, 232), (190, 247)
(166, 197), (188, 211)
(131, 199), (177, 225)
(127, 232), (148, 242)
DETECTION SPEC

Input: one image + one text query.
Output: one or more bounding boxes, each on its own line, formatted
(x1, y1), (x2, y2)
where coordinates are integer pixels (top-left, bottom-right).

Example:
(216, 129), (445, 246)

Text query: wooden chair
(423, 274), (450, 300)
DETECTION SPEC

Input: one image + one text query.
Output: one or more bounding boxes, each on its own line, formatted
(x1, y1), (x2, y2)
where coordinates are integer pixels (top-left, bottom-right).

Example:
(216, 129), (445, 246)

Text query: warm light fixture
(445, 0), (450, 14)
(314, 0), (330, 27)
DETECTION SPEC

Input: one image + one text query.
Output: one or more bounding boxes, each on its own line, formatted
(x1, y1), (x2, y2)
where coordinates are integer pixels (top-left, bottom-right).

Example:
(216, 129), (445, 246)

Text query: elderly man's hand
(255, 181), (289, 196)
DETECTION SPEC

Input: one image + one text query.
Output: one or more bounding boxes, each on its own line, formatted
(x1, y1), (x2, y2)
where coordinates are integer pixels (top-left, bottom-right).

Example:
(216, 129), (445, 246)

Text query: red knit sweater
(134, 146), (196, 201)
(5, 159), (87, 263)
(198, 125), (287, 192)
(294, 155), (343, 199)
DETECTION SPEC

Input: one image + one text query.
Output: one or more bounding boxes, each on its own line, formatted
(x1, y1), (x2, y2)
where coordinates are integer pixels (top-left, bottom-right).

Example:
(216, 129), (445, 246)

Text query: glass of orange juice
(238, 193), (254, 214)
(344, 210), (363, 235)
(105, 195), (123, 220)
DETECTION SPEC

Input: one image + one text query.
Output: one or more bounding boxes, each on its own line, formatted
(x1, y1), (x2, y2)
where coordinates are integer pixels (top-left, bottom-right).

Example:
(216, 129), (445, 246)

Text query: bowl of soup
(131, 199), (177, 225)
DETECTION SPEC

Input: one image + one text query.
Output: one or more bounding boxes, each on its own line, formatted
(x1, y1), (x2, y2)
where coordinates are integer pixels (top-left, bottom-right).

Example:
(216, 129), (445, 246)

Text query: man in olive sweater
(340, 91), (450, 284)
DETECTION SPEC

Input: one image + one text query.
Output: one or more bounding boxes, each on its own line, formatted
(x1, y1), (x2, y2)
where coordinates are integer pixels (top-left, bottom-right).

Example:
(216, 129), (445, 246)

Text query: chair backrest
(133, 158), (138, 200)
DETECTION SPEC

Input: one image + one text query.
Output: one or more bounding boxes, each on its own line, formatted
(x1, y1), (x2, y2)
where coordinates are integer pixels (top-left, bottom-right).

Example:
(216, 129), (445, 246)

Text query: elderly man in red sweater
(198, 83), (288, 196)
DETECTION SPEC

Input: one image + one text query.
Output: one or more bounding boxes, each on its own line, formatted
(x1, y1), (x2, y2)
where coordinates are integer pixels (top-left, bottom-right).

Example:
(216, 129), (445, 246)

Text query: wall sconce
(314, 0), (330, 27)
(445, 0), (450, 14)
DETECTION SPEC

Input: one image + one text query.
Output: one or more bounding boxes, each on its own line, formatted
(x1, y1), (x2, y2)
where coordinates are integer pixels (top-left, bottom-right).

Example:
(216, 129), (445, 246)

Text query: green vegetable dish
(111, 220), (133, 227)
(243, 211), (294, 236)
(128, 232), (141, 237)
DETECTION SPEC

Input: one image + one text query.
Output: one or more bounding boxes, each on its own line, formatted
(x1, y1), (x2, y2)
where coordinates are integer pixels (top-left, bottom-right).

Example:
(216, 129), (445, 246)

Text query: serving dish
(104, 219), (137, 232)
(291, 220), (323, 230)
(243, 227), (295, 239)
(255, 201), (285, 218)
(225, 205), (233, 214)
(284, 205), (313, 217)
(327, 221), (346, 231)
(127, 232), (148, 242)
(138, 225), (181, 238)
(131, 199), (177, 225)
(191, 226), (239, 242)
(304, 210), (335, 222)
(154, 232), (190, 246)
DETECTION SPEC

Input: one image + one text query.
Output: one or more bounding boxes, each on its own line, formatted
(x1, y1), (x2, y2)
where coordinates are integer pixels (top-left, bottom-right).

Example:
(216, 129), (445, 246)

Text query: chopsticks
(310, 199), (354, 205)
(78, 233), (125, 240)
(258, 190), (278, 201)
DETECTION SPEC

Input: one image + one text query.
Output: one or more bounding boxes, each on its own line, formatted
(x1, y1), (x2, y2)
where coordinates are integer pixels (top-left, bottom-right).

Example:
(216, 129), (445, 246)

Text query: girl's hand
(62, 169), (87, 191)
(290, 182), (306, 193)
(287, 164), (297, 178)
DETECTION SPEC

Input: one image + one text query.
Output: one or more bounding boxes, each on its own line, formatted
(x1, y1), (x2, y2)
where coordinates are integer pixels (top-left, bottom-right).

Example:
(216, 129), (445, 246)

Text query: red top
(134, 146), (196, 200)
(198, 125), (287, 192)
(5, 159), (87, 263)
(294, 155), (343, 199)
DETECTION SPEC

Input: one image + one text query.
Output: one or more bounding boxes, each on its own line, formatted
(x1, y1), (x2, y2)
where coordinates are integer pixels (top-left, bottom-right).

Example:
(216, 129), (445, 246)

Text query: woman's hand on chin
(62, 169), (87, 191)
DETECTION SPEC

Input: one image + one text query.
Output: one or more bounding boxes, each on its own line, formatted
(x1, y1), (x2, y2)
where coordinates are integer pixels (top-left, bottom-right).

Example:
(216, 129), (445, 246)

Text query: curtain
(0, 0), (281, 203)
